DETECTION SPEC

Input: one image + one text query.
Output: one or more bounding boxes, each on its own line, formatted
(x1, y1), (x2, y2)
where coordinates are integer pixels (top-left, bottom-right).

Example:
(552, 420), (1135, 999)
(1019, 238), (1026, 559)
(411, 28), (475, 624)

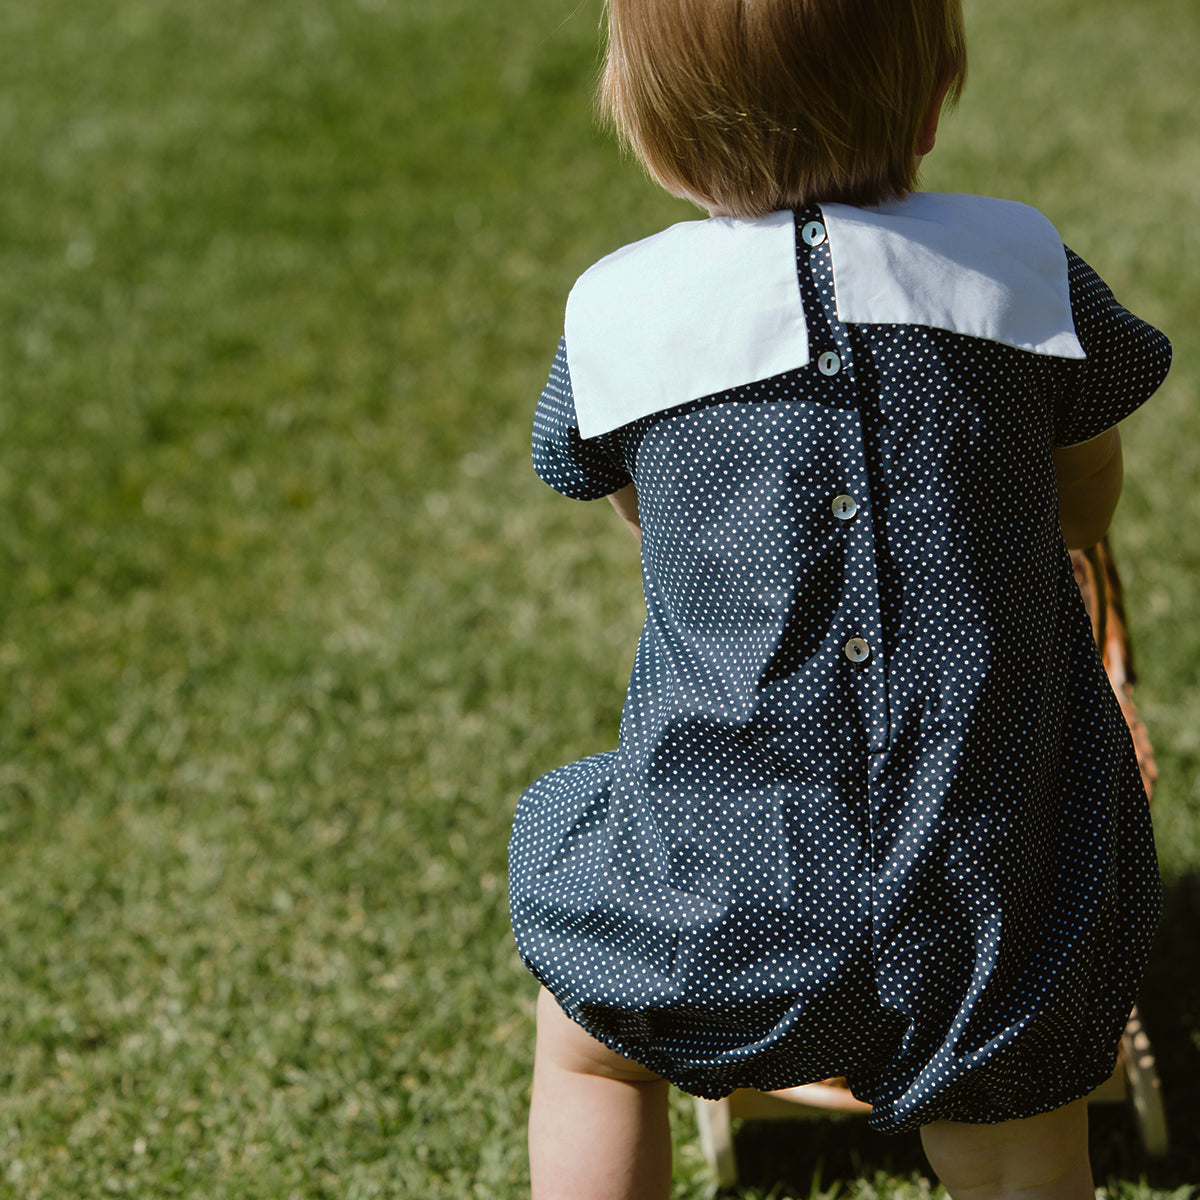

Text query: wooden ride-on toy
(694, 539), (1168, 1187)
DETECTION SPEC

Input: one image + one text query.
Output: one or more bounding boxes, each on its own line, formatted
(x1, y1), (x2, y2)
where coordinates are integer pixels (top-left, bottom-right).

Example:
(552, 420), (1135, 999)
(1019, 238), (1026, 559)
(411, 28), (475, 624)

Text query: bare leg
(528, 987), (672, 1200)
(920, 1097), (1094, 1200)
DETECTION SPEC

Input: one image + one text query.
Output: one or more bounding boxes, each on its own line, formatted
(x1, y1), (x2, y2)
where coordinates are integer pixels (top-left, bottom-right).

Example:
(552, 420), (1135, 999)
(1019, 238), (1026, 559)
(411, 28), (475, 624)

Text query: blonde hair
(599, 0), (967, 217)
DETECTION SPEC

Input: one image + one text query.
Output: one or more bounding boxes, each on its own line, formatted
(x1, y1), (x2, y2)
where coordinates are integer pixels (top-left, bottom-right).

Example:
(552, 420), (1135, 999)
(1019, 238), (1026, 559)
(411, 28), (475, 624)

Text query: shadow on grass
(729, 1117), (928, 1195)
(719, 874), (1200, 1197)
(1132, 869), (1200, 1191)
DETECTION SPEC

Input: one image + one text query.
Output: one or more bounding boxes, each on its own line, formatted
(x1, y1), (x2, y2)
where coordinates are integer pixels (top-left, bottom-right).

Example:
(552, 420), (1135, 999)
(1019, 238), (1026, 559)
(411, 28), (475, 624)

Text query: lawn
(0, 0), (1196, 1196)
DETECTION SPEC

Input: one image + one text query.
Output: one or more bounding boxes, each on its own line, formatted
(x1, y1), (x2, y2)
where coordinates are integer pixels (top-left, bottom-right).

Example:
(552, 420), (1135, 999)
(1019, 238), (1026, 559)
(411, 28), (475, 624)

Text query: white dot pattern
(511, 204), (1173, 1133)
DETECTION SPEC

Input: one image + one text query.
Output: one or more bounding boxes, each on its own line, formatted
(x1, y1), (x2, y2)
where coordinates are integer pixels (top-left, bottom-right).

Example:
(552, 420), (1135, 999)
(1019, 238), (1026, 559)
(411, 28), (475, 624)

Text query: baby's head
(599, 0), (967, 217)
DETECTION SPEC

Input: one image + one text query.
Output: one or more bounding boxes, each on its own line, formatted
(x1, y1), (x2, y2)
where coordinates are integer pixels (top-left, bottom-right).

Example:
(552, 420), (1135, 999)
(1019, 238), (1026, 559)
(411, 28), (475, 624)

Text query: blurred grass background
(0, 0), (1196, 1196)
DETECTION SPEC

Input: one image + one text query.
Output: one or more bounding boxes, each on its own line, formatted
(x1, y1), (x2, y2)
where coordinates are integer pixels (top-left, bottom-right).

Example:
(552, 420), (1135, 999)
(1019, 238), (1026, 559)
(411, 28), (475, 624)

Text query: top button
(817, 351), (841, 376)
(801, 220), (827, 247)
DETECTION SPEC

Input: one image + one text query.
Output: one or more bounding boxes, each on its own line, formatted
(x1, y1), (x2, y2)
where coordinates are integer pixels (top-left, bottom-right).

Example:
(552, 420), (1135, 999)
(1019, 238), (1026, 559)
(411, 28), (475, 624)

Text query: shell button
(832, 494), (859, 521)
(801, 220), (827, 247)
(844, 637), (871, 664)
(817, 351), (842, 376)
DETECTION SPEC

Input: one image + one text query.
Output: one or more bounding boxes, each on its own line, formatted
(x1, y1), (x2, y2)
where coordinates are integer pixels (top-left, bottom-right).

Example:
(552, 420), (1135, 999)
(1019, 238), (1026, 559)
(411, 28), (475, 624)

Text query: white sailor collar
(564, 192), (1085, 439)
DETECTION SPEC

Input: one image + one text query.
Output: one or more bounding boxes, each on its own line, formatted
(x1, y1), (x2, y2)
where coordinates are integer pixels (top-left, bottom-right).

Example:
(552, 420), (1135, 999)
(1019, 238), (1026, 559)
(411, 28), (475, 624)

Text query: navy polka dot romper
(508, 194), (1172, 1133)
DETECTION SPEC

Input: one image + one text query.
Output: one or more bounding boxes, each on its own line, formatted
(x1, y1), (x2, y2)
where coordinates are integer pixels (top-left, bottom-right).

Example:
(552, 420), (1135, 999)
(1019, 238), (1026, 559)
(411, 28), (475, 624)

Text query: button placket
(797, 209), (888, 749)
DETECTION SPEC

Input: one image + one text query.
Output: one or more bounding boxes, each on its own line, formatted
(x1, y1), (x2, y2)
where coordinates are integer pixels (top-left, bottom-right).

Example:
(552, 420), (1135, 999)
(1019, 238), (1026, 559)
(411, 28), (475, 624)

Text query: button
(832, 494), (859, 520)
(817, 351), (841, 376)
(801, 220), (827, 247)
(844, 637), (871, 663)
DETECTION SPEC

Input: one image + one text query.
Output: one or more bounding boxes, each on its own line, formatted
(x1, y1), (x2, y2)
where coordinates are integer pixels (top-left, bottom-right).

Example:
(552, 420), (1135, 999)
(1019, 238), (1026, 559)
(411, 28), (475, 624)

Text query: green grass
(0, 0), (1197, 1195)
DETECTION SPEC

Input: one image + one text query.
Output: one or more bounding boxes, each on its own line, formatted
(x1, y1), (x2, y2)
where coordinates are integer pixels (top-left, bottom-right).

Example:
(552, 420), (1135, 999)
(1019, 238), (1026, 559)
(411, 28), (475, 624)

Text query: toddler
(508, 2), (1173, 1197)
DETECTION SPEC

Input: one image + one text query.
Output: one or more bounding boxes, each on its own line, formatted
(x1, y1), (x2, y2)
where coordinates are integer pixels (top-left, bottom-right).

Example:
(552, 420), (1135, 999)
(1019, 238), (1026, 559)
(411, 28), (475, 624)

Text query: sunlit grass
(0, 0), (1196, 1195)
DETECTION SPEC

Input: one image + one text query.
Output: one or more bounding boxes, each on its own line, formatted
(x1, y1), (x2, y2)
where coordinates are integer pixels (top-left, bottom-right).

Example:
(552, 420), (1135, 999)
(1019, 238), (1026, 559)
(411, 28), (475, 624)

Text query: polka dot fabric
(510, 200), (1172, 1133)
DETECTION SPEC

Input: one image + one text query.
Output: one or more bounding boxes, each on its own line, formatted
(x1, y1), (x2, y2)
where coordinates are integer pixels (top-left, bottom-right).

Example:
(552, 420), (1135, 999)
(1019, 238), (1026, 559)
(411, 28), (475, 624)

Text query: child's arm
(1052, 427), (1124, 549)
(607, 483), (641, 543)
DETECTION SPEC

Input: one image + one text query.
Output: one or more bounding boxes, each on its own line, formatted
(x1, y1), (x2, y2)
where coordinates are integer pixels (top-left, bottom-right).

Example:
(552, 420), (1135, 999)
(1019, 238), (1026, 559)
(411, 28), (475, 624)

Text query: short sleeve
(1052, 249), (1172, 446)
(532, 337), (633, 500)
